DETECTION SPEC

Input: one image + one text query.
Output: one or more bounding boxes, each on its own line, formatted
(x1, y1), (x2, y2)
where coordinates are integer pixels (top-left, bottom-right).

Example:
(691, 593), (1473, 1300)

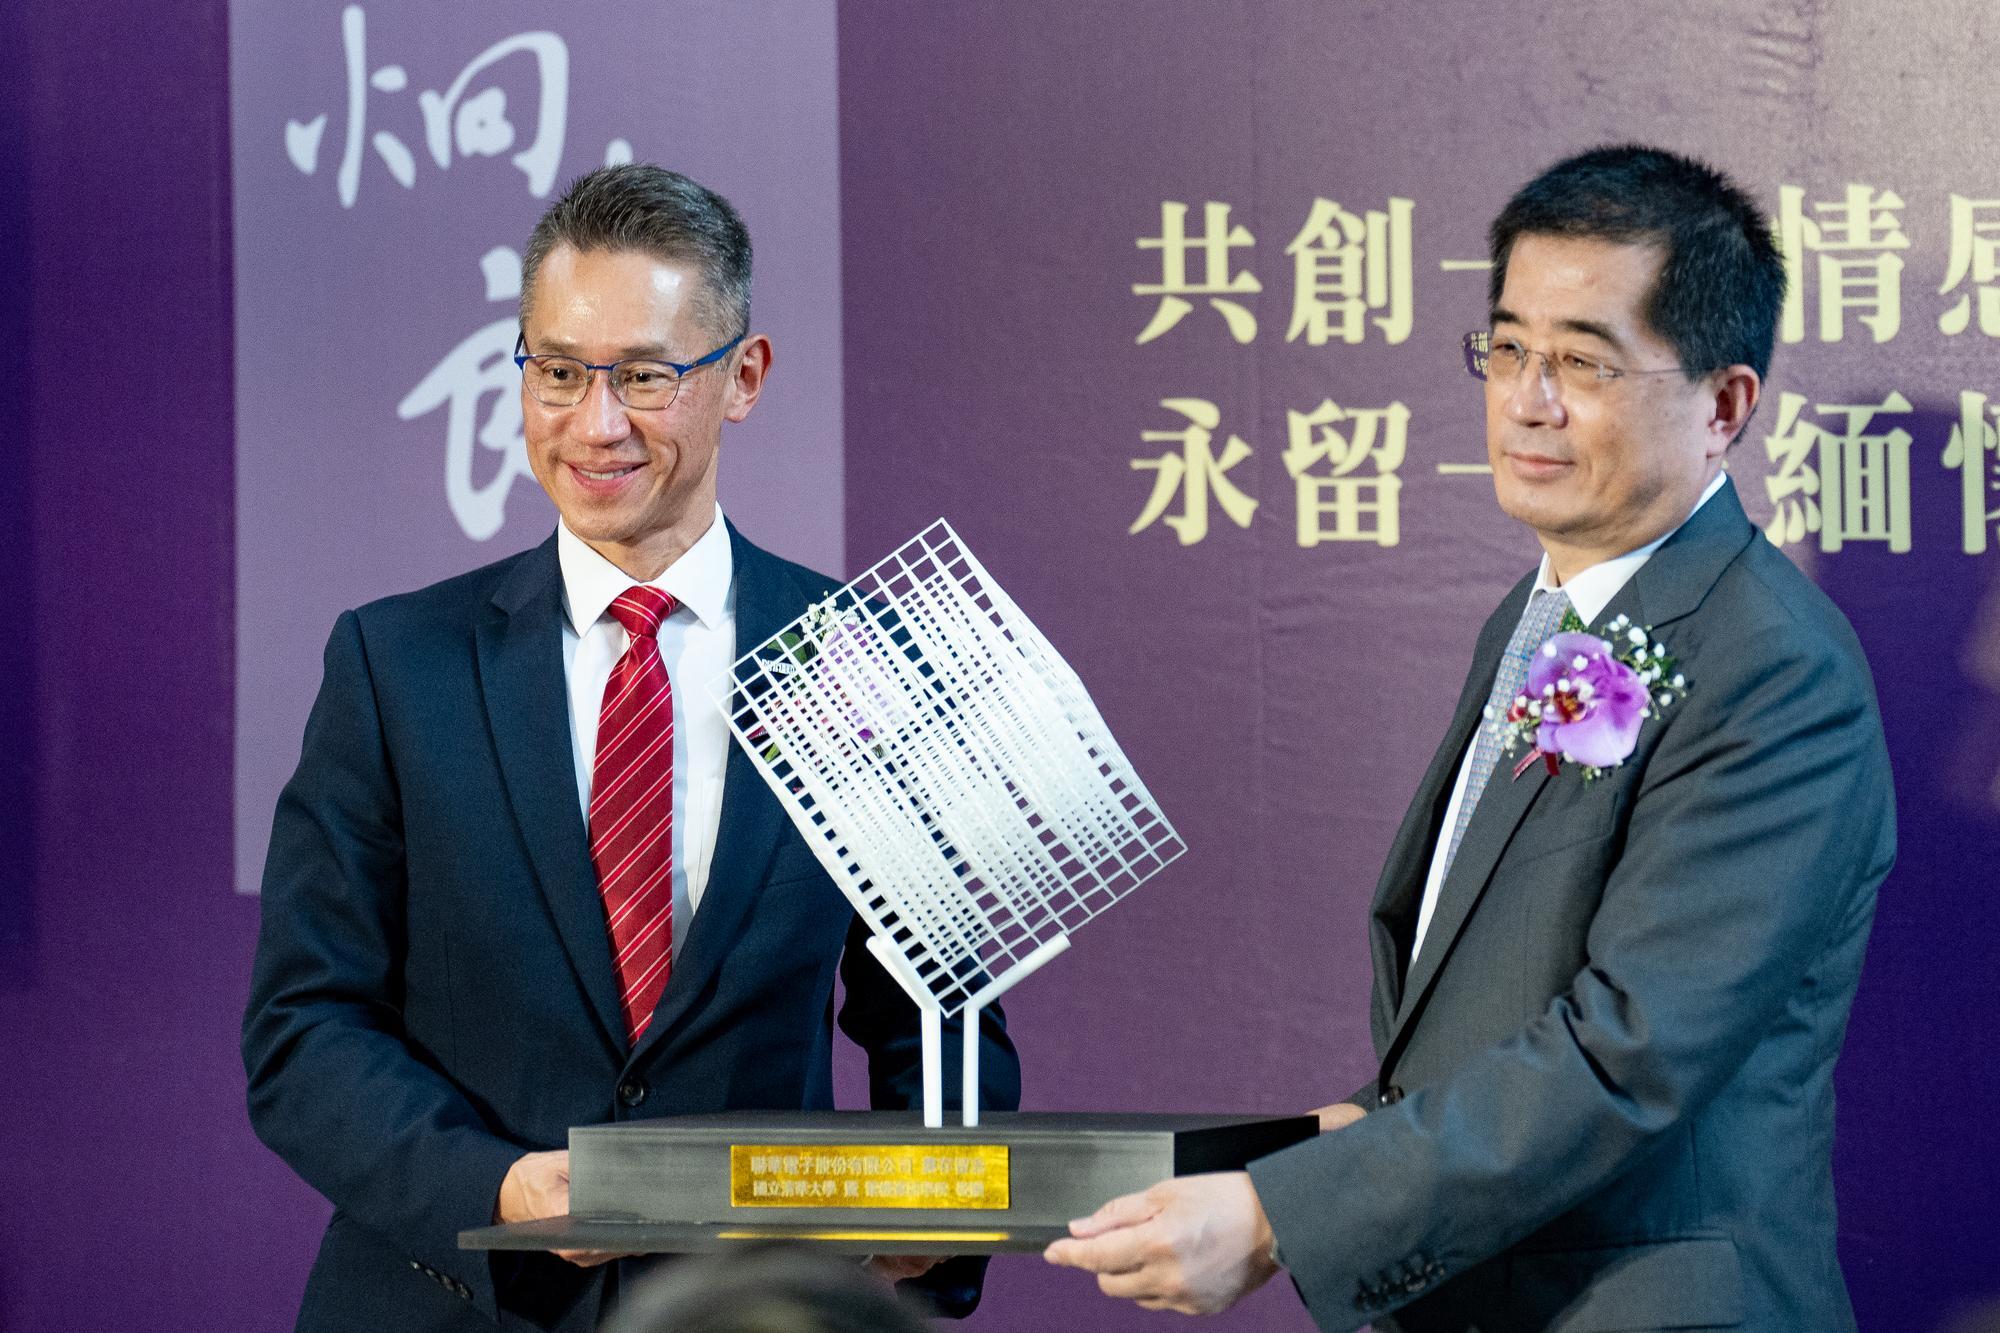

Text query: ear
(723, 334), (773, 424)
(1707, 364), (1761, 455)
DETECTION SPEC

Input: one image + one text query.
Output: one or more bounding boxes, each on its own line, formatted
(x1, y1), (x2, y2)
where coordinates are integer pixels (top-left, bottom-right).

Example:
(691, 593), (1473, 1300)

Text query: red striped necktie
(591, 584), (679, 1043)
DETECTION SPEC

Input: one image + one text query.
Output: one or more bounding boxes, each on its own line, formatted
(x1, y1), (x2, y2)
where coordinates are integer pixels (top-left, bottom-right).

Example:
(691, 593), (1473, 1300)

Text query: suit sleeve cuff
(1247, 1137), (1371, 1333)
(429, 1135), (531, 1322)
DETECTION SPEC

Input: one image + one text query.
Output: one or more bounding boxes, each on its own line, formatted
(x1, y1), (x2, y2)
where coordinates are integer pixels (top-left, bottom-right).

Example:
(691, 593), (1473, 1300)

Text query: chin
(1490, 477), (1538, 525)
(1494, 469), (1573, 512)
(559, 512), (636, 545)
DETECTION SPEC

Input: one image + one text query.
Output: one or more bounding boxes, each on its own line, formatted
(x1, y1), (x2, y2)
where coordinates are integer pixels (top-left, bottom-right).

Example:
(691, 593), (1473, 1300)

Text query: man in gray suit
(1046, 145), (1894, 1331)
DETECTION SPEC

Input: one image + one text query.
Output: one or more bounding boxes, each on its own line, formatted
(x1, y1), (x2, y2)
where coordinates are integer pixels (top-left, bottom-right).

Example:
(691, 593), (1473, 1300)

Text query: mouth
(566, 461), (644, 492)
(1501, 451), (1573, 480)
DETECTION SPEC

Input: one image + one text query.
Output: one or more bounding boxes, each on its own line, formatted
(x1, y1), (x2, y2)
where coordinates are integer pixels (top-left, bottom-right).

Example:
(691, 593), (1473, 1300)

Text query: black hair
(1488, 144), (1785, 381)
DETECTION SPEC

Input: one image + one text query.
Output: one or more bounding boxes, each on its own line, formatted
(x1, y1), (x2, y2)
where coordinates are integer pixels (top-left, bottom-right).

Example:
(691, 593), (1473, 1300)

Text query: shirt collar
(1532, 470), (1729, 624)
(556, 504), (733, 636)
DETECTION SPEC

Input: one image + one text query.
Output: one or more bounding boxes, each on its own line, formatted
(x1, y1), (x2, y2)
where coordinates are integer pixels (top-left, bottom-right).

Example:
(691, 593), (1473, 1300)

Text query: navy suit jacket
(243, 524), (1020, 1331)
(1248, 481), (1894, 1332)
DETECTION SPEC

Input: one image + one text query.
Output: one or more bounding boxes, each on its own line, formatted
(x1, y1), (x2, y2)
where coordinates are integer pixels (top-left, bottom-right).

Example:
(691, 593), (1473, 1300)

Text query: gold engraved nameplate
(729, 1143), (1010, 1210)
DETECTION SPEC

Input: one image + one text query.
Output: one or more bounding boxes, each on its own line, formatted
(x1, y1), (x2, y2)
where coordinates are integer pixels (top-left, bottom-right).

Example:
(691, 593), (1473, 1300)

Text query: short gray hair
(521, 163), (752, 339)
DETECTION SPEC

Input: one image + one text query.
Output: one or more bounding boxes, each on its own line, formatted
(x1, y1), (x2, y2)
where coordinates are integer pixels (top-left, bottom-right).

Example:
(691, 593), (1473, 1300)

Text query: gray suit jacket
(1247, 481), (1894, 1332)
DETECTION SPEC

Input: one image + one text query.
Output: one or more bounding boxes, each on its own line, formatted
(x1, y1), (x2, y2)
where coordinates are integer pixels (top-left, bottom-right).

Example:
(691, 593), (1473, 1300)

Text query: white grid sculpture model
(709, 520), (1186, 1127)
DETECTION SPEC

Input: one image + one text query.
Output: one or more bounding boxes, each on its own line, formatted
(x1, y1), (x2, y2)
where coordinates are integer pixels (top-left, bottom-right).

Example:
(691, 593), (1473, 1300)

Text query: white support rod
(962, 1000), (983, 1129)
(963, 934), (1071, 1013)
(867, 934), (945, 1128)
(957, 934), (1070, 1127)
(866, 931), (934, 1009)
(921, 1005), (943, 1129)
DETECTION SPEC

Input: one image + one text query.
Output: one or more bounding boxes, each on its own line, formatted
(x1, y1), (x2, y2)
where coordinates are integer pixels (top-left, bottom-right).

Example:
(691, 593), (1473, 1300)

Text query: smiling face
(1485, 234), (1740, 582)
(520, 244), (769, 580)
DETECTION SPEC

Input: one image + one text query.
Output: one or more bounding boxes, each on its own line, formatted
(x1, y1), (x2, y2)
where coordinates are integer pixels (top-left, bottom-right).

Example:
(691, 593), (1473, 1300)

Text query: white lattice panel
(710, 521), (1185, 1018)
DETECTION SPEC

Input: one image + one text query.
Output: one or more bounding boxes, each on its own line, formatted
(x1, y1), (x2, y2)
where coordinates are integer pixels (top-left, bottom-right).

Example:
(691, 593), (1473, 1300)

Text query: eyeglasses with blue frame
(514, 331), (745, 410)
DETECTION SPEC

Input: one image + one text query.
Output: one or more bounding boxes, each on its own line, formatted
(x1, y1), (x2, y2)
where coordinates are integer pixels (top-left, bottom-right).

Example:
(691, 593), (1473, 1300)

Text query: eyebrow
(525, 335), (676, 360)
(1489, 306), (1631, 353)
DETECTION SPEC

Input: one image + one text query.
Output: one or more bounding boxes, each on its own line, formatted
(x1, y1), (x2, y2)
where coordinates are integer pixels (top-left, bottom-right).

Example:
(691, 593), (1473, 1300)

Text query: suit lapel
(631, 523), (801, 1063)
(1387, 742), (1552, 1047)
(476, 535), (628, 1052)
(1385, 585), (1556, 1049)
(1382, 478), (1759, 1058)
(1366, 580), (1530, 1033)
(1610, 477), (1759, 635)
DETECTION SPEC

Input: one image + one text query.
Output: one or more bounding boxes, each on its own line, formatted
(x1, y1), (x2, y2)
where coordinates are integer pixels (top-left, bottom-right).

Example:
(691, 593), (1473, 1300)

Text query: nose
(570, 369), (632, 445)
(1504, 352), (1568, 428)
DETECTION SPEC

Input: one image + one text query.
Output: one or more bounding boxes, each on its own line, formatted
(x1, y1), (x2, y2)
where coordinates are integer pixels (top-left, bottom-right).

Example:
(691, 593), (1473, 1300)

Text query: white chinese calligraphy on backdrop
(232, 1), (846, 892)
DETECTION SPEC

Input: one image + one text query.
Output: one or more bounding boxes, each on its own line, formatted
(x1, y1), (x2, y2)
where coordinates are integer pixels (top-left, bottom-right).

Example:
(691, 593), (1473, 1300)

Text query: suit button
(1379, 1084), (1404, 1105)
(617, 1077), (648, 1107)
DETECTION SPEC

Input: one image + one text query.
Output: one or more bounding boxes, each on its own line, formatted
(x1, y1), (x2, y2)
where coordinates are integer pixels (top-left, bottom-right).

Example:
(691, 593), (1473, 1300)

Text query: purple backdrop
(4, 2), (1997, 1331)
(0, 4), (301, 1330)
(837, 4), (1999, 1332)
(0, 0), (31, 1003)
(229, 0), (846, 895)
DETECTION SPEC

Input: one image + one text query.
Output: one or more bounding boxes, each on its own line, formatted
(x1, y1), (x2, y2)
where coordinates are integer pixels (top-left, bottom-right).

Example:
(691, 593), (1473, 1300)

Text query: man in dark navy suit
(244, 164), (1019, 1332)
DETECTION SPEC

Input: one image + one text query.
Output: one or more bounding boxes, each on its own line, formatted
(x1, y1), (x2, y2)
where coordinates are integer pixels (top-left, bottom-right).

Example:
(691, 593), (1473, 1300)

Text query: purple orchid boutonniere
(1493, 612), (1688, 781)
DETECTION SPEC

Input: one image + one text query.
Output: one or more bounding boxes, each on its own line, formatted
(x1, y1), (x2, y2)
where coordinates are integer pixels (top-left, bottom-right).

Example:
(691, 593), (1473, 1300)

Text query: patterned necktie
(591, 585), (679, 1043)
(1440, 587), (1574, 877)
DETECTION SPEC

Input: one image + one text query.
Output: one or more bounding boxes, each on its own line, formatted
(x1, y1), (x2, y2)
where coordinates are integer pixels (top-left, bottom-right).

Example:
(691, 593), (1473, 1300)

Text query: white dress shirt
(1409, 472), (1729, 964)
(558, 505), (735, 958)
